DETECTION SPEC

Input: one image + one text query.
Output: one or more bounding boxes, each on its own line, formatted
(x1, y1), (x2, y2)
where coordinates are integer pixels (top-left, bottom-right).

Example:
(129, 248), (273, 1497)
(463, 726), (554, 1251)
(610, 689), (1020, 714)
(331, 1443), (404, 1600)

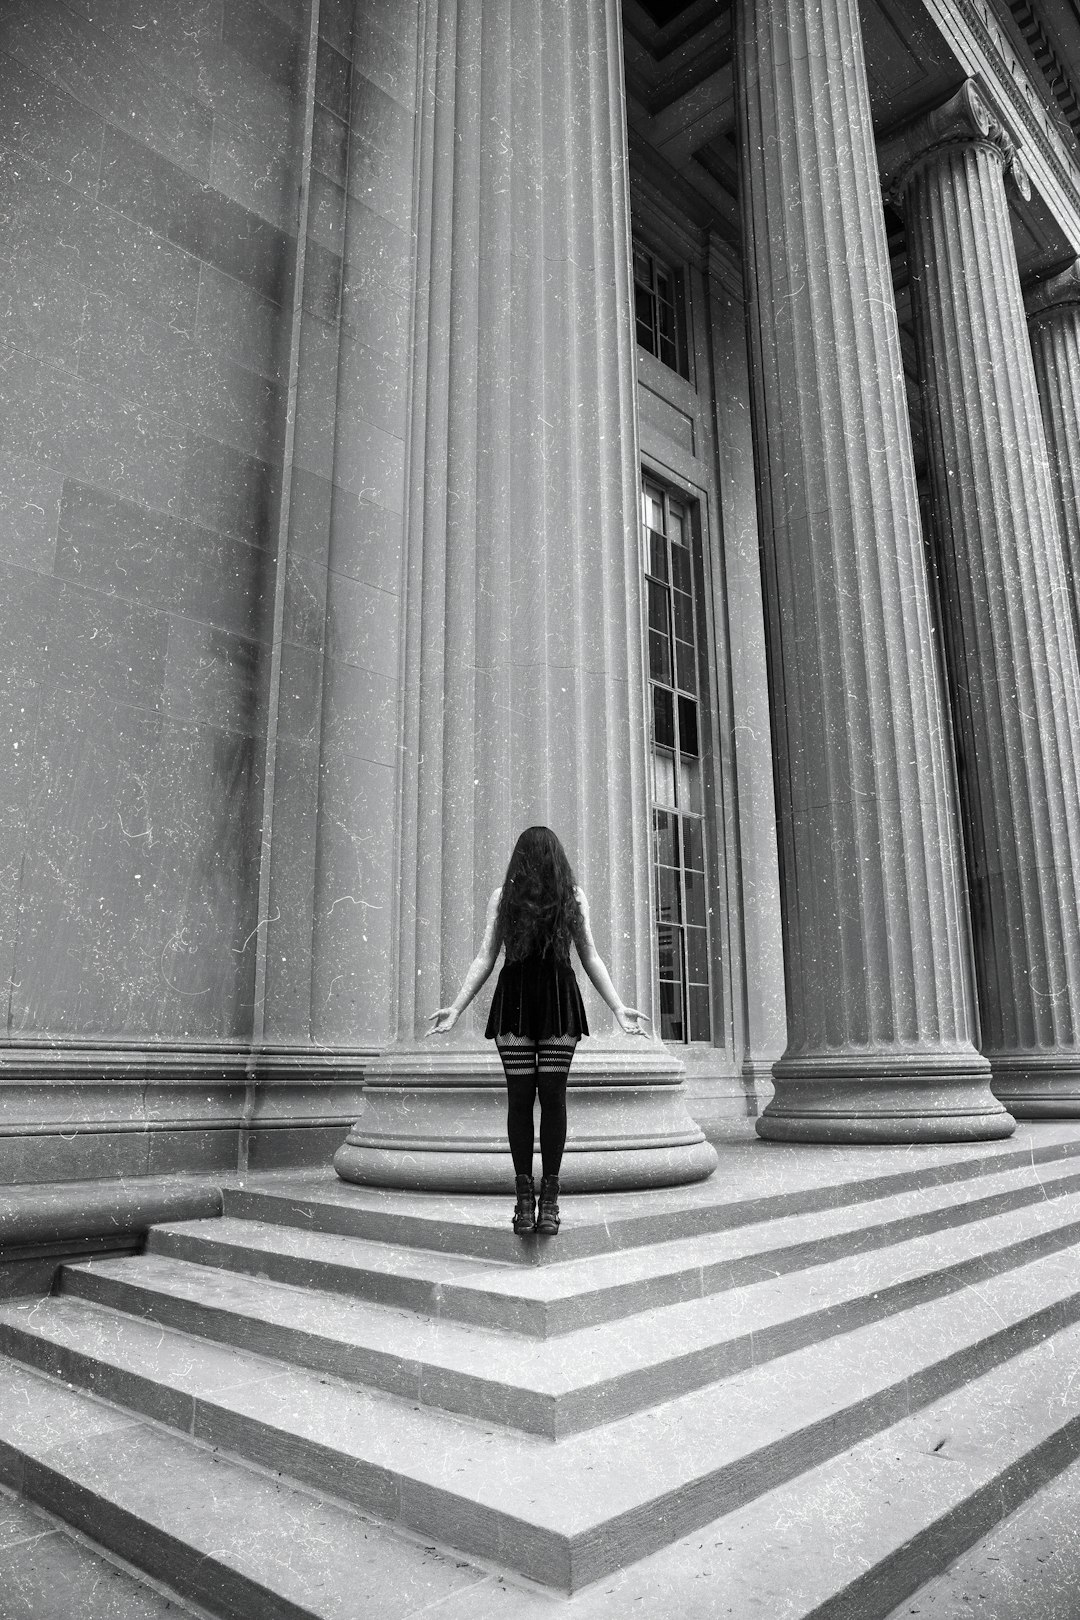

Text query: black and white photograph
(3, 0), (1080, 1614)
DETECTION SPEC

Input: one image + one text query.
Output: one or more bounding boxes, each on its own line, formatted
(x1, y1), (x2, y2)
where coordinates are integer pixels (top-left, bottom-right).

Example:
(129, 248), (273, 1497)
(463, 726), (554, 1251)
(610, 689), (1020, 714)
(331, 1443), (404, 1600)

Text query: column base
(333, 1041), (719, 1191)
(757, 1052), (1015, 1143)
(990, 1053), (1080, 1118)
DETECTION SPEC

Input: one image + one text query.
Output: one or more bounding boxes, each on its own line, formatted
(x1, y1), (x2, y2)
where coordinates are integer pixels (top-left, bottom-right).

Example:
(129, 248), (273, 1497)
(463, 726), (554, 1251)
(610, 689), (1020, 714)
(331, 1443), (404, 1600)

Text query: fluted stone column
(1027, 261), (1080, 641)
(334, 0), (717, 1190)
(735, 0), (1009, 1140)
(886, 83), (1080, 1115)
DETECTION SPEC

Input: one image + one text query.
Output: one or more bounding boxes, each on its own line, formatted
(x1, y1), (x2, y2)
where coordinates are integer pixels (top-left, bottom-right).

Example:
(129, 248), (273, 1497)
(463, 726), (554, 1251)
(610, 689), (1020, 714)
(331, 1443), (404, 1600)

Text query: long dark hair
(495, 826), (583, 963)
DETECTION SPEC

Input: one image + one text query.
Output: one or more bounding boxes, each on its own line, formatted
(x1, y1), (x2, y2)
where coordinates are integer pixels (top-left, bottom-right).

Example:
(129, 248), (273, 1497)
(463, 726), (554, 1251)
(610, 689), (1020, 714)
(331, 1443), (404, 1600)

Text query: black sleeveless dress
(484, 944), (590, 1041)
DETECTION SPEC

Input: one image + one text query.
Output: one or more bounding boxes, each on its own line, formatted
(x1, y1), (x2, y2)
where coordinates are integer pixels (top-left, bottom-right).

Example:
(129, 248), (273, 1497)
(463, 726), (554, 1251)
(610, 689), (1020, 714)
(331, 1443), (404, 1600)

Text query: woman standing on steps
(426, 826), (651, 1235)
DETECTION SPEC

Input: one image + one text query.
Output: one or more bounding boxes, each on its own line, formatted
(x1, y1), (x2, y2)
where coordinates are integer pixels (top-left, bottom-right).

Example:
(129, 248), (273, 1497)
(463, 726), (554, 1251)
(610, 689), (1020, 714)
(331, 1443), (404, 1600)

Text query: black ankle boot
(536, 1174), (560, 1235)
(512, 1174), (536, 1234)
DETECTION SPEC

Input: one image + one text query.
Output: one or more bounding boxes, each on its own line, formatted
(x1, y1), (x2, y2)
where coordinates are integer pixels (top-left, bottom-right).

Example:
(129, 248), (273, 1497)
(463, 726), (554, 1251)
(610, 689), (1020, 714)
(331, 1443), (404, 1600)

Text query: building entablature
(920, 0), (1080, 253)
(625, 0), (1080, 287)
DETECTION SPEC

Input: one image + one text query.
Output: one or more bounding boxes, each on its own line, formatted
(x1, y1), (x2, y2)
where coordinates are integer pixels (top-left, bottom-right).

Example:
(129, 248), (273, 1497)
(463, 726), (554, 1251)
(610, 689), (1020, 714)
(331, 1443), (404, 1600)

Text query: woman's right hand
(426, 1007), (459, 1035)
(616, 1005), (652, 1037)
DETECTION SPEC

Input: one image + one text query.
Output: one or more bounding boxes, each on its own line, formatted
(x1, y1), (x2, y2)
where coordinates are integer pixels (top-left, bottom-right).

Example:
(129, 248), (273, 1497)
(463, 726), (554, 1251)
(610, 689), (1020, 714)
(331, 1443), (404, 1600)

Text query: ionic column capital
(1025, 258), (1080, 325)
(880, 80), (1030, 205)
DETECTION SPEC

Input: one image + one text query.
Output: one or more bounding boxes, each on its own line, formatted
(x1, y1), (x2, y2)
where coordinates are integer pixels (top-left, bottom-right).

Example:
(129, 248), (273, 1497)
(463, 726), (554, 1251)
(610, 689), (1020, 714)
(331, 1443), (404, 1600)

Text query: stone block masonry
(0, 0), (418, 1179)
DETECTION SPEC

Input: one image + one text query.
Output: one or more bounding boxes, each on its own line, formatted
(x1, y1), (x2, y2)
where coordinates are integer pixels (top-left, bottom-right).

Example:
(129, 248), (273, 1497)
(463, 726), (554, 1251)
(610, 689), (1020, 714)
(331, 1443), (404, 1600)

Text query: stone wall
(0, 0), (419, 1180)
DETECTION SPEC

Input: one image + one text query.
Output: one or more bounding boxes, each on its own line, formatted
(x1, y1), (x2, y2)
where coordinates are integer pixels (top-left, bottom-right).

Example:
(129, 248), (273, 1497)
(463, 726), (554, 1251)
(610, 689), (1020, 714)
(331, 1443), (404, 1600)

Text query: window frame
(641, 472), (717, 1046)
(633, 239), (689, 380)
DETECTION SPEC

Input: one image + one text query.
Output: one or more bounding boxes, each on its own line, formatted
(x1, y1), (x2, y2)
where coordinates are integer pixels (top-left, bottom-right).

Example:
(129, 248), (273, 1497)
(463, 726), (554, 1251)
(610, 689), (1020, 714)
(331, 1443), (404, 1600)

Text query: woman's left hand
(426, 1007), (460, 1035)
(616, 1005), (651, 1037)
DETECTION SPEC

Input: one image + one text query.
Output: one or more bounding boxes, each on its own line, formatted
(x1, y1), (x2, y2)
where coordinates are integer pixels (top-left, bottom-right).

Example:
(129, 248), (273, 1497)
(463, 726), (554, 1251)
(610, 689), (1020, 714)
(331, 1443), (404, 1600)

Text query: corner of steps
(40, 1163), (1080, 1442)
(5, 1128), (1080, 1615)
(6, 1297), (1080, 1613)
(143, 1149), (1080, 1342)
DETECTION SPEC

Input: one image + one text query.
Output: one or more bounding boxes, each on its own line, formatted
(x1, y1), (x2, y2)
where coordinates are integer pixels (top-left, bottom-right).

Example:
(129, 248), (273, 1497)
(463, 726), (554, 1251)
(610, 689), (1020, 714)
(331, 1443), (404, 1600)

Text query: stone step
(150, 1152), (1080, 1336)
(222, 1133), (1080, 1263)
(881, 1439), (1080, 1619)
(512, 1307), (1080, 1618)
(2, 1239), (1080, 1591)
(51, 1184), (1080, 1437)
(0, 1481), (202, 1620)
(147, 1215), (521, 1324)
(0, 1361), (492, 1620)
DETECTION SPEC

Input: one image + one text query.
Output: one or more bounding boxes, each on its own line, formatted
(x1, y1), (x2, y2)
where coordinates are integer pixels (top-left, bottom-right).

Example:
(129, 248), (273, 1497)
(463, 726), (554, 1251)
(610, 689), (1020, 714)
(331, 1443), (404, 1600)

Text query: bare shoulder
(489, 885), (503, 907)
(573, 885), (587, 906)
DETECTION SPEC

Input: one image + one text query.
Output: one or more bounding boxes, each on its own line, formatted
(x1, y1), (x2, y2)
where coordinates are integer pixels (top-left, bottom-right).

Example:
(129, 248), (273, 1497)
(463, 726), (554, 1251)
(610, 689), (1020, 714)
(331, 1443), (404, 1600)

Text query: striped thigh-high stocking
(536, 1036), (578, 1177)
(495, 1034), (539, 1176)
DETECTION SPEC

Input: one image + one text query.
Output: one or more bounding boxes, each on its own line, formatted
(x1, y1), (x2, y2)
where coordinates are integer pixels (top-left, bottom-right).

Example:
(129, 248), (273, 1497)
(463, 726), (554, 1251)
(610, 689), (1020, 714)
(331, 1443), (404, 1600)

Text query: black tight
(494, 1034), (579, 1178)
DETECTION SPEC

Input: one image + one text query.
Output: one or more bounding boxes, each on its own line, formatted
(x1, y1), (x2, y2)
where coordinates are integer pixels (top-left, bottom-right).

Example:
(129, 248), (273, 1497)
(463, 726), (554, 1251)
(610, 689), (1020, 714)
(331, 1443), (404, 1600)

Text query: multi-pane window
(633, 243), (685, 374)
(643, 476), (712, 1043)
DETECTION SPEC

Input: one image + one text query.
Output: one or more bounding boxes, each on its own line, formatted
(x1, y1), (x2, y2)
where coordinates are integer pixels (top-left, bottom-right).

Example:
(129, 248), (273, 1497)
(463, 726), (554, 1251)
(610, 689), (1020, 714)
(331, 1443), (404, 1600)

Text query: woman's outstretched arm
(572, 888), (651, 1036)
(427, 887), (502, 1034)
